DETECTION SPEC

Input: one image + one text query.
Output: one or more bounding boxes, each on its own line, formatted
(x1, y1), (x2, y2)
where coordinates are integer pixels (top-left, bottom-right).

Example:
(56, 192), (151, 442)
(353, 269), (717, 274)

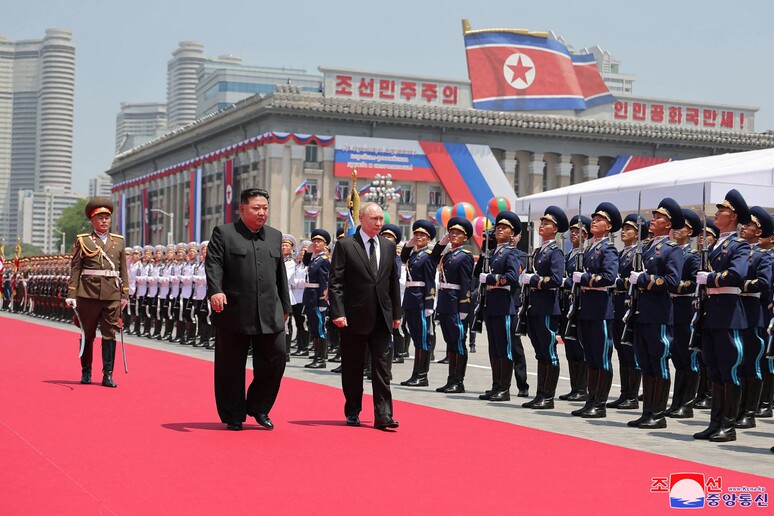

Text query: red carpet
(0, 316), (770, 514)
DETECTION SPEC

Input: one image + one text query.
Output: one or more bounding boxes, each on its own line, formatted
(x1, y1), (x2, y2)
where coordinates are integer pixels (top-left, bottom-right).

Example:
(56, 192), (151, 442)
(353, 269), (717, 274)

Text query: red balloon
(452, 202), (476, 221)
(488, 197), (511, 220)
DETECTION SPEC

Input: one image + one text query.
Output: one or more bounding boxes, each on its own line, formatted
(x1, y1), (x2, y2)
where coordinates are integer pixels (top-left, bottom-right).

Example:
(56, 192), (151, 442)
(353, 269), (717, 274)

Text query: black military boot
(665, 370), (684, 417)
(710, 383), (742, 442)
(693, 383), (723, 439)
(694, 366), (712, 409)
(735, 377), (762, 429)
(572, 367), (598, 416)
(523, 362), (547, 408)
(400, 347), (422, 385)
(607, 365), (629, 409)
(80, 365), (92, 384)
(670, 371), (698, 419)
(480, 357), (502, 400)
(582, 369), (612, 418)
(79, 337), (94, 384)
(308, 339), (328, 369)
(628, 374), (654, 427)
(436, 353), (457, 392)
(618, 367), (641, 409)
(101, 339), (118, 388)
(393, 330), (405, 364)
(403, 348), (430, 387)
(639, 377), (670, 429)
(305, 339), (321, 368)
(756, 373), (773, 417)
(533, 364), (559, 410)
(291, 332), (310, 356)
(490, 359), (513, 402)
(206, 325), (216, 350)
(444, 353), (467, 393)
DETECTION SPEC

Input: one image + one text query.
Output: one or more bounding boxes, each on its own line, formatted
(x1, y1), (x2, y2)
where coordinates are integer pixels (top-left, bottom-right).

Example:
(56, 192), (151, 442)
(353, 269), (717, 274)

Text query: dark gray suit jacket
(328, 232), (402, 335)
(205, 219), (291, 334)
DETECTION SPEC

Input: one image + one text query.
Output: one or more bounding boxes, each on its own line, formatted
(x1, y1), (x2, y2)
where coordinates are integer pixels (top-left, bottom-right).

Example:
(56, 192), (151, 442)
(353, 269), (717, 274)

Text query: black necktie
(368, 238), (378, 276)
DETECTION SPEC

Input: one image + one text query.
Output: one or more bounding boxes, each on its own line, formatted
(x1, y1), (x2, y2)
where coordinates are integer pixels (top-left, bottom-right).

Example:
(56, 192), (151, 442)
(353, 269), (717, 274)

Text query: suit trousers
(214, 327), (286, 425)
(340, 319), (393, 419)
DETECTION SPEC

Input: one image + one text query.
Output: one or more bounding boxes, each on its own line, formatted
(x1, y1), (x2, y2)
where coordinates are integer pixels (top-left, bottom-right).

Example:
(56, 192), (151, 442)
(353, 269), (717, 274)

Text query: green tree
(55, 198), (91, 252)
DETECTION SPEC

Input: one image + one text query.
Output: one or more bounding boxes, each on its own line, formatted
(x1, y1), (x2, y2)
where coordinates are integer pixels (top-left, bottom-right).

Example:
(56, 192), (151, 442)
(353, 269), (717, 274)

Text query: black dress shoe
(517, 389), (530, 398)
(346, 415), (361, 427)
(227, 423), (243, 431)
(374, 416), (399, 430)
(255, 414), (274, 430)
(331, 365), (342, 373)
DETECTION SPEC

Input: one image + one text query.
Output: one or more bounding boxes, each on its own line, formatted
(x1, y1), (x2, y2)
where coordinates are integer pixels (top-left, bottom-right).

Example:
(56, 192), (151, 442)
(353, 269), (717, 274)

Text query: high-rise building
(0, 29), (75, 242)
(88, 174), (113, 198)
(115, 102), (167, 153)
(166, 41), (208, 129)
(18, 187), (83, 254)
(196, 58), (322, 117)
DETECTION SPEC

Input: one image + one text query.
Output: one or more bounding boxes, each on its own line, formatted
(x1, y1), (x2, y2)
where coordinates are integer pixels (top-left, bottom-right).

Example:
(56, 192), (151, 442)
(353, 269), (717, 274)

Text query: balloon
(472, 215), (492, 237)
(436, 206), (453, 228)
(382, 211), (390, 224)
(452, 202), (476, 221)
(488, 197), (511, 220)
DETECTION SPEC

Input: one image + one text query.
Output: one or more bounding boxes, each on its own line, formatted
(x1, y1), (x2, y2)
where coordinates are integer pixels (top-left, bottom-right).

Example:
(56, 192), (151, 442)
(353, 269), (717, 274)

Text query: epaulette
(605, 240), (616, 246)
(733, 237), (745, 243)
(110, 233), (124, 239)
(688, 248), (699, 254)
(665, 241), (678, 247)
(424, 249), (432, 254)
(322, 255), (329, 260)
(549, 243), (558, 249)
(461, 249), (471, 254)
(76, 233), (89, 238)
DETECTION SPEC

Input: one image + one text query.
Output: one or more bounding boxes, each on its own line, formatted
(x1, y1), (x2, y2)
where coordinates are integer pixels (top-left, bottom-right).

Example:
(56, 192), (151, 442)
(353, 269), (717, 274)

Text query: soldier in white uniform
(134, 246), (152, 335)
(193, 241), (210, 347)
(177, 242), (198, 345)
(290, 239), (311, 357)
(166, 244), (184, 342)
(154, 245), (173, 340)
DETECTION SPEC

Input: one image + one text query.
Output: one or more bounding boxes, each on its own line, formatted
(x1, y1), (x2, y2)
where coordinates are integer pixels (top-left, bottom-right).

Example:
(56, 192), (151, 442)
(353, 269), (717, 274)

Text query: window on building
(304, 178), (319, 202)
(514, 159), (520, 195)
(399, 223), (411, 243)
(428, 186), (443, 206)
(542, 163), (548, 192)
(305, 144), (319, 165)
(304, 215), (318, 236)
(335, 180), (349, 202)
(398, 184), (413, 205)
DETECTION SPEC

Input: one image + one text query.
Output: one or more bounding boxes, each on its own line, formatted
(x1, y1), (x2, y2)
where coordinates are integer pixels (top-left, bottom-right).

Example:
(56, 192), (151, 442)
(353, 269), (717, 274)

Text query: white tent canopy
(513, 148), (774, 219)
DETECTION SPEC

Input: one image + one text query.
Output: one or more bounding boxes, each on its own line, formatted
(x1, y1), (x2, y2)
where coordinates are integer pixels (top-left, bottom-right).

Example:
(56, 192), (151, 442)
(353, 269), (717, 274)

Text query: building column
(502, 151), (517, 194)
(557, 155), (573, 188)
(528, 153), (545, 194)
(582, 157), (600, 183)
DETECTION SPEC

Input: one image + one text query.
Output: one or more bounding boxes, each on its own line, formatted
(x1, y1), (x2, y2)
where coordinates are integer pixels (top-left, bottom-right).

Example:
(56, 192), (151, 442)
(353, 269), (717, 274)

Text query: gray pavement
(8, 311), (772, 478)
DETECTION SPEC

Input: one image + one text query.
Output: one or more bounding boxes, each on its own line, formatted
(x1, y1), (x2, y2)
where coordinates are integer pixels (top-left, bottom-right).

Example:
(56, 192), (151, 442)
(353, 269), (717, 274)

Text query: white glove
(629, 271), (643, 285)
(696, 271), (709, 285)
(520, 273), (534, 285)
(120, 298), (129, 311)
(479, 272), (488, 284)
(318, 306), (327, 312)
(460, 311), (469, 321)
(572, 272), (583, 284)
(424, 309), (434, 317)
(65, 298), (77, 308)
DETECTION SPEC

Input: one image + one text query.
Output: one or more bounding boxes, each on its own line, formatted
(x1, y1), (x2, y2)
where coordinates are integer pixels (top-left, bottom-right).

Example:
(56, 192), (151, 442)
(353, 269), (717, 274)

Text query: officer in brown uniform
(65, 198), (130, 387)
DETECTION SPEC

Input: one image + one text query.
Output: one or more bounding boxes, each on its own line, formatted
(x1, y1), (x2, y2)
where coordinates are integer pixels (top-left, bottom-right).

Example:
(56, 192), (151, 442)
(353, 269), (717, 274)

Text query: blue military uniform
(522, 205), (568, 410)
(666, 208), (702, 419)
(302, 229), (331, 369)
(694, 189), (751, 442)
(609, 214), (647, 410)
(559, 215), (591, 402)
(480, 211), (522, 402)
(735, 206), (773, 429)
(432, 217), (474, 394)
(400, 220), (440, 387)
(572, 202), (620, 418)
(758, 217), (774, 418)
(628, 198), (684, 429)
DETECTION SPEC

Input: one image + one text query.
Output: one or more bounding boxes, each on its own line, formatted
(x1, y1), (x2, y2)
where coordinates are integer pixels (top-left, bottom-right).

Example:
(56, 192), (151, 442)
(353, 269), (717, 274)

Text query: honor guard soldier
(626, 198), (684, 429)
(125, 247), (139, 332)
(166, 244), (184, 342)
(380, 224), (408, 365)
(136, 246), (153, 335)
(431, 217), (474, 393)
(570, 202), (621, 418)
(478, 211), (522, 402)
(666, 209), (702, 418)
(400, 220), (440, 387)
(192, 241), (210, 347)
(734, 206), (773, 429)
(303, 229), (331, 368)
(65, 198), (129, 387)
(560, 215), (591, 402)
(757, 216), (774, 419)
(289, 238), (310, 357)
(154, 245), (173, 340)
(609, 214), (647, 410)
(693, 189), (751, 442)
(521, 206), (568, 409)
(282, 234), (299, 359)
(178, 242), (199, 345)
(144, 245), (164, 337)
(694, 222), (720, 409)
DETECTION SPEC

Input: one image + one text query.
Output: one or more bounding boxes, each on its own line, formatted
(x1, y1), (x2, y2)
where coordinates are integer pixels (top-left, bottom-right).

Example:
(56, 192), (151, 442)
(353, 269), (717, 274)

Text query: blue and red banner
(223, 159), (234, 224)
(605, 155), (673, 176)
(463, 29), (614, 111)
(189, 167), (202, 241)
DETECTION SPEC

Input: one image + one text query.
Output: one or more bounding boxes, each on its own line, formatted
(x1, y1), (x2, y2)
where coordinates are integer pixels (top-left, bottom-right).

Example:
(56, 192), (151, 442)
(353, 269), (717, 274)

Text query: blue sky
(5, 0), (773, 192)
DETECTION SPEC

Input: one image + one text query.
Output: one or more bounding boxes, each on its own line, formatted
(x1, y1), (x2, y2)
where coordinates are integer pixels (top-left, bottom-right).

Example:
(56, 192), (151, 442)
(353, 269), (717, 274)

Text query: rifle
(564, 198), (584, 339)
(471, 208), (492, 334)
(689, 184), (708, 351)
(515, 204), (533, 336)
(620, 192), (643, 346)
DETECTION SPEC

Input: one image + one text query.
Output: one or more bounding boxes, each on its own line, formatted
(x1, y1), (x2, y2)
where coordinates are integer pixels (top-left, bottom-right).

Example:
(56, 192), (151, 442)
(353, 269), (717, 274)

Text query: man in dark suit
(205, 188), (291, 431)
(329, 202), (402, 430)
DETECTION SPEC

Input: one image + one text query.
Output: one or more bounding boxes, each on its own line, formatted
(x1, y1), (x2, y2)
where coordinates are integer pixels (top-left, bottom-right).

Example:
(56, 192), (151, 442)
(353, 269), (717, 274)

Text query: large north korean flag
(464, 30), (614, 111)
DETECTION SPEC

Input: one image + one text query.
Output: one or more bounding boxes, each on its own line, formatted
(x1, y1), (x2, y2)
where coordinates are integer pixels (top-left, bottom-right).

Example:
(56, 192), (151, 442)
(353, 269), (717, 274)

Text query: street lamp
(52, 228), (66, 254)
(363, 173), (399, 210)
(150, 209), (175, 245)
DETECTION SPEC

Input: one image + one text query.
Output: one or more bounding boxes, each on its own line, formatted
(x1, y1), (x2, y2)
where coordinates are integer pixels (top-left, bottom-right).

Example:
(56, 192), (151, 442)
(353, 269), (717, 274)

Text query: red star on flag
(507, 55), (533, 84)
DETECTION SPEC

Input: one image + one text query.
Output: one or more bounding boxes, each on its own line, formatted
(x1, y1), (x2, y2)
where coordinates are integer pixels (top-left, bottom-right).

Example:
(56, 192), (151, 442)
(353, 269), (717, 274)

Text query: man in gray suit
(329, 202), (402, 430)
(206, 188), (291, 431)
